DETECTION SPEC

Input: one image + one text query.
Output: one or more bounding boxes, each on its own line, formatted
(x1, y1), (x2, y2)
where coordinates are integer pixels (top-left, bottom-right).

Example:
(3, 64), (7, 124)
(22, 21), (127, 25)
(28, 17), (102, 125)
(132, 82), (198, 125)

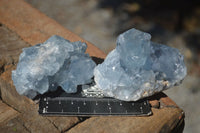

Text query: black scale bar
(39, 97), (152, 116)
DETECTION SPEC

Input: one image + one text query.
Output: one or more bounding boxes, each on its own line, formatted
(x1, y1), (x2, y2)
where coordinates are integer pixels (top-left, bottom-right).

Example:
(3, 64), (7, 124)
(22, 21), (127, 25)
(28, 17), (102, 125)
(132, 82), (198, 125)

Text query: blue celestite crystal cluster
(94, 28), (187, 101)
(12, 35), (96, 98)
(12, 28), (187, 101)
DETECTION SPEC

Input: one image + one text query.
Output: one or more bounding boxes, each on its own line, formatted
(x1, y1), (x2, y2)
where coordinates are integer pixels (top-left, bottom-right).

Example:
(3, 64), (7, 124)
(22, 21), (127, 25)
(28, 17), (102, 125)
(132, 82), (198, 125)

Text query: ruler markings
(39, 97), (152, 116)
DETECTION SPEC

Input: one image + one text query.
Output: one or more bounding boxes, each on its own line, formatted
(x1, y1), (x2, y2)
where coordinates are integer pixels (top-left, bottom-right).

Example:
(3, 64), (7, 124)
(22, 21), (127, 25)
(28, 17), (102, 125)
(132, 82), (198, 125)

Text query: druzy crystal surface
(12, 35), (96, 98)
(94, 28), (187, 101)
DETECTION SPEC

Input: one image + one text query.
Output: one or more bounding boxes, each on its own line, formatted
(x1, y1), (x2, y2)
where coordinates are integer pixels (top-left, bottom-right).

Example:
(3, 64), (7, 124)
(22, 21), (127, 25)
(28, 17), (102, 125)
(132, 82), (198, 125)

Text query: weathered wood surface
(0, 100), (19, 124)
(0, 23), (78, 133)
(0, 0), (184, 132)
(0, 0), (106, 59)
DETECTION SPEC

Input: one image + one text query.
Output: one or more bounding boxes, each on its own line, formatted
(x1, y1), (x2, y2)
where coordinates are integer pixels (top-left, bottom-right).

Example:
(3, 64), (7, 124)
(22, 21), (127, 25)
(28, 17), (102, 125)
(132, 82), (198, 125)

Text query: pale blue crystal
(94, 28), (187, 101)
(117, 28), (151, 72)
(12, 35), (96, 98)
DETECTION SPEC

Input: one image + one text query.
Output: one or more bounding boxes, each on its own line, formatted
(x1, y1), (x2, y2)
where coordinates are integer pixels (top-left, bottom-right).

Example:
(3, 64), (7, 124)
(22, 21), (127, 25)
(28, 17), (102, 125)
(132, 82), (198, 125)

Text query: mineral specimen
(94, 28), (187, 101)
(12, 35), (96, 98)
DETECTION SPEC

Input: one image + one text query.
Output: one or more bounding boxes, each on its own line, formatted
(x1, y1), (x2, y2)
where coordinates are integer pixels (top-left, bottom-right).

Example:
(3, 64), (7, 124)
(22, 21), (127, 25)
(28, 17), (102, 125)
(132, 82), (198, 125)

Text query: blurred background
(25, 0), (200, 132)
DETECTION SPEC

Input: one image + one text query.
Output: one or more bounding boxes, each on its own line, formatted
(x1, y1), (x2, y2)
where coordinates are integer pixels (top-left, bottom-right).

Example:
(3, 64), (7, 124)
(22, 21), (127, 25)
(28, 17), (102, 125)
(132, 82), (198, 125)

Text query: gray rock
(94, 28), (187, 101)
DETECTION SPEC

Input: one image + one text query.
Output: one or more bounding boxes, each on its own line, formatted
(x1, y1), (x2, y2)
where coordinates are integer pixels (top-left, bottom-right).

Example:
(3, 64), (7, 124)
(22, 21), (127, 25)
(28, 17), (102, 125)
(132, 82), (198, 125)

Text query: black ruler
(38, 96), (152, 116)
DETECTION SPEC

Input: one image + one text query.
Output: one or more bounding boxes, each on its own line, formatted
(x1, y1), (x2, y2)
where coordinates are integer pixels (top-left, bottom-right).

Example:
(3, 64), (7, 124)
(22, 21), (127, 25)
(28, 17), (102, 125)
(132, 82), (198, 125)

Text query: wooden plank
(0, 24), (79, 132)
(0, 117), (30, 133)
(67, 108), (184, 133)
(0, 101), (59, 133)
(0, 0), (106, 59)
(0, 100), (19, 124)
(0, 0), (184, 132)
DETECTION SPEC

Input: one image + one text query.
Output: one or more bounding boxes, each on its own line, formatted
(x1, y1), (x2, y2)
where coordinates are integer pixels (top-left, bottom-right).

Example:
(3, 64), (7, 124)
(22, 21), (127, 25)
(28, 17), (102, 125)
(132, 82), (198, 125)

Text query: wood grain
(0, 24), (78, 133)
(67, 108), (184, 133)
(0, 0), (184, 132)
(0, 100), (19, 124)
(0, 0), (106, 59)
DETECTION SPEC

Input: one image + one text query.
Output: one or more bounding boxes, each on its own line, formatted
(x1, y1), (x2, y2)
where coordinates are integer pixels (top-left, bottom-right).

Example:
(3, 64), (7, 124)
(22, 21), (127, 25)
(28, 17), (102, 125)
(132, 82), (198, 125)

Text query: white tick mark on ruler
(109, 107), (111, 113)
(43, 108), (46, 113)
(78, 107), (80, 113)
(140, 106), (143, 113)
(108, 100), (110, 106)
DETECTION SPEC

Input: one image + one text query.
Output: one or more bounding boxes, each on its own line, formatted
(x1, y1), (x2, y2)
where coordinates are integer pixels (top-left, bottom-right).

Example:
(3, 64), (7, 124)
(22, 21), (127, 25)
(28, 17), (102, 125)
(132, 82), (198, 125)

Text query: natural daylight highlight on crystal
(12, 35), (96, 98)
(12, 28), (187, 101)
(94, 28), (187, 101)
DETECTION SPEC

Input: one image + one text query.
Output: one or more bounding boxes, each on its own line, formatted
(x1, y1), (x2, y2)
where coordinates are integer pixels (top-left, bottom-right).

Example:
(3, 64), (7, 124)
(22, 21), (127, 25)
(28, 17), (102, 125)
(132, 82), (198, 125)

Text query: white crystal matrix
(94, 28), (187, 101)
(12, 35), (96, 98)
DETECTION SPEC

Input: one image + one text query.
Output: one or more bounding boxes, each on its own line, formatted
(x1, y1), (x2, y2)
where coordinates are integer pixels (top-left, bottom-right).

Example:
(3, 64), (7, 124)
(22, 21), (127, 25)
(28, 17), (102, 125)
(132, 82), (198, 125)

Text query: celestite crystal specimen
(12, 28), (186, 101)
(94, 28), (187, 101)
(12, 35), (96, 98)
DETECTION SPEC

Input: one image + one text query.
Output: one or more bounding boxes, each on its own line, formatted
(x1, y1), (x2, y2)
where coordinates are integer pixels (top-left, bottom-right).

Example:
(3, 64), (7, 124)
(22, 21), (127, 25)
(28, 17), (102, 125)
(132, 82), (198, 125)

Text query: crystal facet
(94, 28), (187, 101)
(12, 35), (96, 98)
